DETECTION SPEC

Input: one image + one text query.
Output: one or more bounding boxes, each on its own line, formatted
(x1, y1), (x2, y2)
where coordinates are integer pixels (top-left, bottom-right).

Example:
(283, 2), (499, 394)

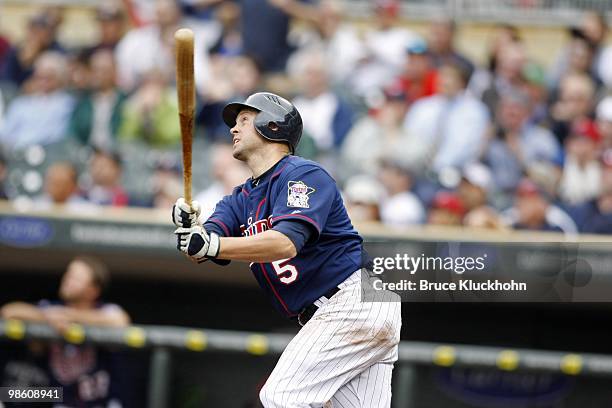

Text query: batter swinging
(172, 92), (401, 407)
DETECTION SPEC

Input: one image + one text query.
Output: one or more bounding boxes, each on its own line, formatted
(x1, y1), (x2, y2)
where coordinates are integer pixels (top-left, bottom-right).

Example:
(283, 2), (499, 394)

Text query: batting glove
(172, 198), (202, 228)
(175, 225), (220, 263)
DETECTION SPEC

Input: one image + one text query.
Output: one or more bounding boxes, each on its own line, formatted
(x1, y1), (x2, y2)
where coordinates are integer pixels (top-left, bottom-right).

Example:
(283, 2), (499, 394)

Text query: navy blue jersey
(204, 155), (363, 317)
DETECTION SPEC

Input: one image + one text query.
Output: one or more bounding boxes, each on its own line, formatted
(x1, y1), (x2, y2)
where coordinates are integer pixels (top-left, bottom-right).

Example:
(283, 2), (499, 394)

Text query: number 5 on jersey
(272, 258), (298, 284)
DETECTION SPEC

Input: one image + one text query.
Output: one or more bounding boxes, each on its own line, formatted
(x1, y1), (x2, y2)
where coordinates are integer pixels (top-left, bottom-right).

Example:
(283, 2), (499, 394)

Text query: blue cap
(407, 39), (428, 55)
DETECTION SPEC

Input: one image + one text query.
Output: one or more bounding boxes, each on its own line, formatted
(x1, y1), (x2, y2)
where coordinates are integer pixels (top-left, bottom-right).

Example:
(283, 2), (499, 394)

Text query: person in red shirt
(85, 149), (129, 207)
(395, 39), (438, 105)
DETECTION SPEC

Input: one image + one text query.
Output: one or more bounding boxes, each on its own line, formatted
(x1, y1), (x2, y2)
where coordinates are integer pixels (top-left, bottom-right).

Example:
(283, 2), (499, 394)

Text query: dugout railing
(1, 319), (612, 407)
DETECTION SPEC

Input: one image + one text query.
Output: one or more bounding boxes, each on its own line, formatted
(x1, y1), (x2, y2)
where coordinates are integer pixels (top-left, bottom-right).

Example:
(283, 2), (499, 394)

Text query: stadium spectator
(115, 0), (211, 92)
(66, 50), (92, 94)
(596, 96), (612, 150)
(427, 191), (465, 226)
(548, 28), (600, 91)
(83, 149), (129, 207)
(118, 69), (181, 147)
(200, 55), (263, 142)
(69, 49), (126, 150)
(0, 256), (130, 407)
(521, 61), (548, 125)
(239, 0), (320, 73)
(393, 39), (438, 106)
(340, 84), (425, 177)
(152, 169), (182, 210)
(351, 0), (421, 97)
(195, 143), (250, 219)
(480, 41), (527, 118)
(403, 62), (489, 173)
(32, 162), (92, 211)
(291, 49), (354, 157)
(342, 174), (383, 223)
(502, 178), (577, 234)
(426, 18), (474, 79)
(468, 24), (521, 99)
(378, 160), (425, 227)
(548, 72), (596, 144)
(457, 162), (493, 213)
(89, 2), (127, 53)
(568, 150), (612, 234)
(1, 9), (65, 87)
(483, 89), (561, 194)
(463, 206), (506, 229)
(0, 52), (74, 151)
(209, 0), (242, 57)
(312, 0), (364, 86)
(558, 119), (602, 206)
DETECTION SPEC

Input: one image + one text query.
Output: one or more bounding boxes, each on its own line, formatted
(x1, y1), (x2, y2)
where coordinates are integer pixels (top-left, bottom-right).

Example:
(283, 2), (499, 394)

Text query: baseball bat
(175, 28), (195, 207)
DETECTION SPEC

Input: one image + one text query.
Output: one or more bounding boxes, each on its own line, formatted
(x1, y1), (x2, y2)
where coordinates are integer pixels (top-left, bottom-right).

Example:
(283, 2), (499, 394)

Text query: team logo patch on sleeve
(287, 181), (315, 208)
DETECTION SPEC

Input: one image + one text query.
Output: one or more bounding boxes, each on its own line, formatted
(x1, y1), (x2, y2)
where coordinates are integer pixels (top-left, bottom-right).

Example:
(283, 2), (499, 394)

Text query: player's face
(59, 261), (98, 303)
(230, 109), (264, 161)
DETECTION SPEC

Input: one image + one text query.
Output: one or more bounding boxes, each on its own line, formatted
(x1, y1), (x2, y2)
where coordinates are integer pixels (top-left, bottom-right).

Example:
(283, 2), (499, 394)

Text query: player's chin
(232, 145), (245, 160)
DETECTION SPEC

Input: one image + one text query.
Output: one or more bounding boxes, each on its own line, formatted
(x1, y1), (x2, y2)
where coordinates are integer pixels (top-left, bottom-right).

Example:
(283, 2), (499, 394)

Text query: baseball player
(172, 92), (401, 407)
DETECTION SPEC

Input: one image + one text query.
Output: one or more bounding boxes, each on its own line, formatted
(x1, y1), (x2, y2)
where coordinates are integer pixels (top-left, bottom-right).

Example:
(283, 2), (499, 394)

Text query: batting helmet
(222, 92), (303, 153)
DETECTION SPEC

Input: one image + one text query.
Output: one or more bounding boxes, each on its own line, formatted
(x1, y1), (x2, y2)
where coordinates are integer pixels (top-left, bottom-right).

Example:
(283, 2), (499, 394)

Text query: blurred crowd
(1, 0), (612, 234)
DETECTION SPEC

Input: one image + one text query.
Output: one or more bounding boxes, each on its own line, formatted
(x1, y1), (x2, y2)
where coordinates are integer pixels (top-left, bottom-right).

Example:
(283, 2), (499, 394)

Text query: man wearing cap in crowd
(428, 191), (465, 226)
(89, 2), (126, 53)
(342, 174), (384, 223)
(394, 38), (438, 105)
(457, 162), (494, 212)
(378, 159), (426, 227)
(503, 178), (577, 235)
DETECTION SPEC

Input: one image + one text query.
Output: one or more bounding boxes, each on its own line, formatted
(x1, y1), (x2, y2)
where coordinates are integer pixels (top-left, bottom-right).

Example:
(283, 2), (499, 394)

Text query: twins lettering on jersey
(240, 215), (272, 237)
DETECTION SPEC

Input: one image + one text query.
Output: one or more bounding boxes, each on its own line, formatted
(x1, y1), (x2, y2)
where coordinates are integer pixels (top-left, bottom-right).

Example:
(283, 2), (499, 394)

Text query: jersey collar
(250, 155), (290, 188)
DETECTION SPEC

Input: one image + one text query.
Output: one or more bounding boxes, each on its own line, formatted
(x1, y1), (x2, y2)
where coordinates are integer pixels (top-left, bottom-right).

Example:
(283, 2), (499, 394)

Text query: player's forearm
(0, 302), (46, 322)
(64, 308), (131, 327)
(218, 230), (297, 262)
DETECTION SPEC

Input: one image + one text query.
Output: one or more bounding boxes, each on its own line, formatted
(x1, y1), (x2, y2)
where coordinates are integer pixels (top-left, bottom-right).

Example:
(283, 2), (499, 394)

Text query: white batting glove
(175, 225), (220, 263)
(172, 198), (202, 228)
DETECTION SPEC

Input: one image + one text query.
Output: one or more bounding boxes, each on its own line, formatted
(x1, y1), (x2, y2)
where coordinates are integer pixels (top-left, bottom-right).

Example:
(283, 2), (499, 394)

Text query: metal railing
(2, 319), (612, 407)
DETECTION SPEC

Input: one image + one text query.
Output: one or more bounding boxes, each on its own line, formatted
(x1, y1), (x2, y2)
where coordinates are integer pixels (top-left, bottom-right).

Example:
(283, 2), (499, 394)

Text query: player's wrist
(205, 232), (220, 259)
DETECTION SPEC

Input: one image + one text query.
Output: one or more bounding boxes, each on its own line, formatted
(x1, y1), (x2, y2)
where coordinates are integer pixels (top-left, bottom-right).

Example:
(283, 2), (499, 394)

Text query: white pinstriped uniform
(260, 270), (402, 407)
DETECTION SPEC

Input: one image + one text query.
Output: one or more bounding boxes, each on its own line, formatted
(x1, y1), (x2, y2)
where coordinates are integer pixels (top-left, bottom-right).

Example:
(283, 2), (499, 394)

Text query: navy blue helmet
(223, 92), (303, 153)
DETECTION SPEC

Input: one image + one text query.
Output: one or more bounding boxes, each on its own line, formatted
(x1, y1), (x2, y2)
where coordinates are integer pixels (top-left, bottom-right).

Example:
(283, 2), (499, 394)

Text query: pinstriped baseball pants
(260, 270), (402, 407)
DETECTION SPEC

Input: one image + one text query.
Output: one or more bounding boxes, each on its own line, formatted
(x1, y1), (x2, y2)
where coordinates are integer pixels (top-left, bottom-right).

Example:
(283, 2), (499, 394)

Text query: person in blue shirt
(172, 92), (401, 407)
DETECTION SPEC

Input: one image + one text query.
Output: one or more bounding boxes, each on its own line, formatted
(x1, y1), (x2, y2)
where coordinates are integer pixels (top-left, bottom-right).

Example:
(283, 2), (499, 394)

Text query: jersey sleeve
(270, 165), (336, 240)
(203, 191), (243, 237)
